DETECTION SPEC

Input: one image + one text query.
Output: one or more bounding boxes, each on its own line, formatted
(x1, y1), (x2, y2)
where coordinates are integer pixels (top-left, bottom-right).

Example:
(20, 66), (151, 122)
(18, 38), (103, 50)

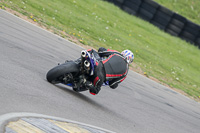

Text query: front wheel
(46, 61), (79, 84)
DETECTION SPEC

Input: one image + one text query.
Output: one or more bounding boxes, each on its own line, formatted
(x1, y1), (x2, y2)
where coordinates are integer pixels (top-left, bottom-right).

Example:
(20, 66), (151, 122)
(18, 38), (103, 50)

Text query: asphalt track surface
(0, 10), (200, 133)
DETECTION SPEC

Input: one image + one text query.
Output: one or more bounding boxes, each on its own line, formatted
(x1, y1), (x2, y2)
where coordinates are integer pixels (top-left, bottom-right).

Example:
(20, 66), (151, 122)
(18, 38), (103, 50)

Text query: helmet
(121, 50), (134, 64)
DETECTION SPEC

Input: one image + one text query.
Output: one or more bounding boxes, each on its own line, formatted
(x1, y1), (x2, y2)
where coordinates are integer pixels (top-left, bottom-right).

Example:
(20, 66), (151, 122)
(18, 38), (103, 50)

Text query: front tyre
(46, 61), (79, 84)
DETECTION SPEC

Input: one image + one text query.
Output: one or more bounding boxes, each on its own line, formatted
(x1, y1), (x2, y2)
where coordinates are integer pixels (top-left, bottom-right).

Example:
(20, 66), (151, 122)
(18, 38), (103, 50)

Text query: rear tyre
(46, 61), (79, 84)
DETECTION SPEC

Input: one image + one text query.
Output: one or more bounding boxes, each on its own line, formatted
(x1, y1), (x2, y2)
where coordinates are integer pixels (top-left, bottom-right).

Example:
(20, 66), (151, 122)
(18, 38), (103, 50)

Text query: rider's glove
(89, 86), (101, 95)
(85, 81), (100, 95)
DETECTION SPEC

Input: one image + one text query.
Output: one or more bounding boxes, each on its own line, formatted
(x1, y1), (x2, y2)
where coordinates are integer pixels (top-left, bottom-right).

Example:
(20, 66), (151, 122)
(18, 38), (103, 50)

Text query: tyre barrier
(105, 0), (200, 48)
(122, 0), (142, 15)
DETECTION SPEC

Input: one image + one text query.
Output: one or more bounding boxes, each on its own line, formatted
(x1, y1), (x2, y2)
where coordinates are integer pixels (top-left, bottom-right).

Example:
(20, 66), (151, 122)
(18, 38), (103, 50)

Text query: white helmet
(121, 50), (134, 64)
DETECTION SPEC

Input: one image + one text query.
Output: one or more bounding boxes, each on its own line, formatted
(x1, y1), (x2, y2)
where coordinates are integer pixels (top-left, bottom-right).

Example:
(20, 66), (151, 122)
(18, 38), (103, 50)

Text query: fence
(106, 0), (200, 48)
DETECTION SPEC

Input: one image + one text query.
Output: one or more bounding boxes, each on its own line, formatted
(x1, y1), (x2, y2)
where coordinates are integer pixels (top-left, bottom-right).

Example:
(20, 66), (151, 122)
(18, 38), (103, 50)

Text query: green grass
(1, 0), (200, 100)
(154, 0), (200, 25)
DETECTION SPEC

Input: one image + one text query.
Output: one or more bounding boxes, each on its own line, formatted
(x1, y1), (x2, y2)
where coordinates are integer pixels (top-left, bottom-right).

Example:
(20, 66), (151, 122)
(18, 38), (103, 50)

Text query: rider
(85, 47), (134, 95)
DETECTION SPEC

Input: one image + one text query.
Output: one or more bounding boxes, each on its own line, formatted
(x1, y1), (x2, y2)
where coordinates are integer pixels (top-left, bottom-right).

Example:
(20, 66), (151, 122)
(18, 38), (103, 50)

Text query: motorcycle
(46, 50), (108, 92)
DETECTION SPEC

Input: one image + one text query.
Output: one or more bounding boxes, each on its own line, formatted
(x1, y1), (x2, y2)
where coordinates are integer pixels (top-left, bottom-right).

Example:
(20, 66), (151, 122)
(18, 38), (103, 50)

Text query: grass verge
(1, 0), (200, 101)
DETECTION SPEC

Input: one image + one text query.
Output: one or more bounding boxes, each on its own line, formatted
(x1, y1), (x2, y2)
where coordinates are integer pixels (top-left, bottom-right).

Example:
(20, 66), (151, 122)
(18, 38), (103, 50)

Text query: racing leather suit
(86, 47), (129, 95)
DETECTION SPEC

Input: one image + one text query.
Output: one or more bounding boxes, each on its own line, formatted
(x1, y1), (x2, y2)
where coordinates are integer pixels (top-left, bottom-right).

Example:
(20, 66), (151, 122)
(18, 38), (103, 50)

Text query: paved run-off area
(6, 118), (106, 133)
(0, 113), (114, 133)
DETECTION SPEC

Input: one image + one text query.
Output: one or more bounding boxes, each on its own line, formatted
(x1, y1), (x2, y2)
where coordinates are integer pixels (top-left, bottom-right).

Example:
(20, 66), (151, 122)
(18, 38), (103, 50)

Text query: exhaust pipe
(84, 60), (90, 68)
(81, 50), (86, 58)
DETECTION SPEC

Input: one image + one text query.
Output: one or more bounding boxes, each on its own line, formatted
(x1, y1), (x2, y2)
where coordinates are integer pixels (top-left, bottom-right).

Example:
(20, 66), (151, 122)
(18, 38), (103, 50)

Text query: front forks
(72, 74), (88, 92)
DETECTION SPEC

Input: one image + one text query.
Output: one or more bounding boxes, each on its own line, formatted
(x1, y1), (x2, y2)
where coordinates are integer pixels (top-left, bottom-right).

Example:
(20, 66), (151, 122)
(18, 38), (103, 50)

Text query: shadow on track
(55, 84), (106, 107)
(43, 78), (102, 106)
(53, 84), (128, 121)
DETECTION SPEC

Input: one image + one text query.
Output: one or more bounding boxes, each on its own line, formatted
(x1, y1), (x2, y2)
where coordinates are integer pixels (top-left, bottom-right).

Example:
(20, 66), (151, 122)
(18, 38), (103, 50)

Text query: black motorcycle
(46, 50), (108, 92)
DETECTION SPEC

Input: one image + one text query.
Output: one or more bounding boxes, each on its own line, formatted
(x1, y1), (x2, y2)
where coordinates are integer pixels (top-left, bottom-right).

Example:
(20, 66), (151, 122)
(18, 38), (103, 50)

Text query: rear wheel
(46, 61), (79, 84)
